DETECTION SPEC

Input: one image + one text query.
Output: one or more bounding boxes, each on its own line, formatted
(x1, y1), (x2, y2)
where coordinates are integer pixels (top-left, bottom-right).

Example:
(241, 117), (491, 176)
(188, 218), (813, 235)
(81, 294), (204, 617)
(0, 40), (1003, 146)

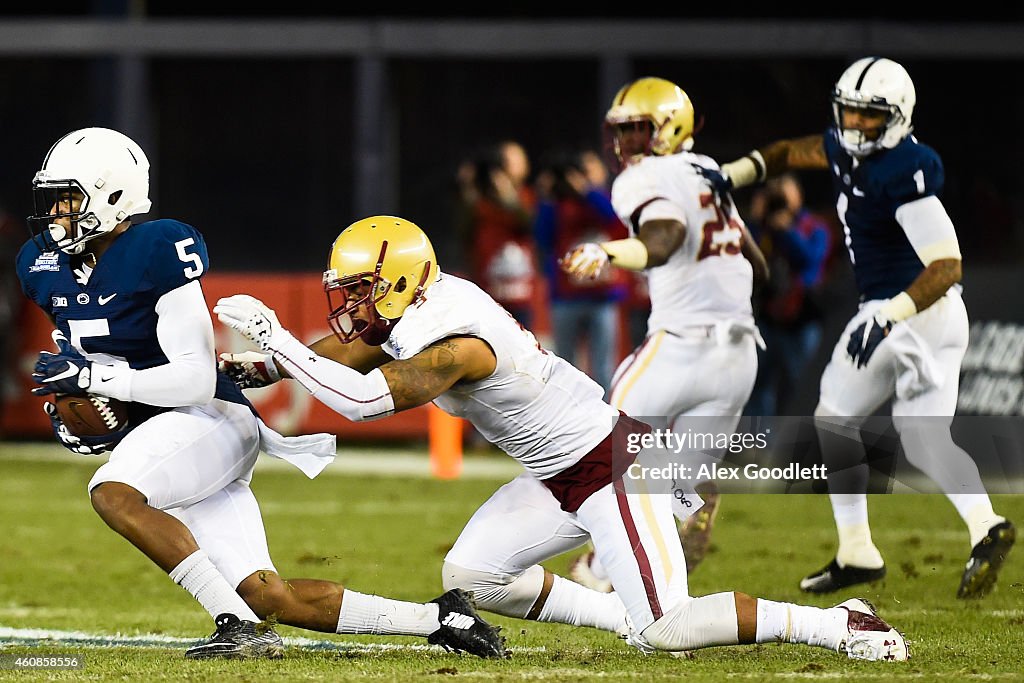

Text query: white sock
(954, 497), (1005, 547)
(588, 551), (609, 581)
(337, 590), (440, 636)
(830, 494), (884, 569)
(537, 574), (629, 634)
(169, 550), (260, 622)
(756, 599), (847, 651)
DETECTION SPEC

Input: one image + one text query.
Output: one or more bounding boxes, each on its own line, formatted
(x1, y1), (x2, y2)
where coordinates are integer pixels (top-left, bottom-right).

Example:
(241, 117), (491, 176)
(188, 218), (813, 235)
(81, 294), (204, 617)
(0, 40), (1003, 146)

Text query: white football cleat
(836, 598), (909, 662)
(568, 550), (613, 593)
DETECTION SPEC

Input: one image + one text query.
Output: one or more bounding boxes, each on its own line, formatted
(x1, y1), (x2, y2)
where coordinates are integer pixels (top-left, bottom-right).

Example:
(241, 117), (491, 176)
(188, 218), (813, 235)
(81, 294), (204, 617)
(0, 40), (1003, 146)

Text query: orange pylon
(429, 403), (463, 479)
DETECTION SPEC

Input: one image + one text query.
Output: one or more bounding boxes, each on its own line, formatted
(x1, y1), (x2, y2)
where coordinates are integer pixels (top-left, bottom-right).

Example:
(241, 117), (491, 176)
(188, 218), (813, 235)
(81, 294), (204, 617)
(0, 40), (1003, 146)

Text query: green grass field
(1, 443), (1022, 682)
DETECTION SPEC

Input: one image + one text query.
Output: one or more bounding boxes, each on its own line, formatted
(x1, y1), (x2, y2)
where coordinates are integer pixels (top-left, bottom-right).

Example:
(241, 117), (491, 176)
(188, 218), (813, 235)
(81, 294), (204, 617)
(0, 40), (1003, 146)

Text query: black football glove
(43, 401), (123, 456)
(32, 330), (92, 397)
(693, 164), (735, 196)
(847, 314), (894, 369)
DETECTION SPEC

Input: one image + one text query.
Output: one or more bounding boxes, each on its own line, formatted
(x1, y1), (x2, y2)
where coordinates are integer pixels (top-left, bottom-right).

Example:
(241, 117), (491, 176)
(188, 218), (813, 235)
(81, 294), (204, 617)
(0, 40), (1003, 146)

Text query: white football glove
(213, 294), (291, 353)
(219, 351), (282, 389)
(559, 242), (610, 281)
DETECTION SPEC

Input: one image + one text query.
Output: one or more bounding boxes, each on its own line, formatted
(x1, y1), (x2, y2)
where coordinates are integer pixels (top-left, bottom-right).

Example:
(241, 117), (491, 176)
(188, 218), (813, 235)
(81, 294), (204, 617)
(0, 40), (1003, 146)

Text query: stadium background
(2, 6), (1023, 442)
(1, 8), (1023, 681)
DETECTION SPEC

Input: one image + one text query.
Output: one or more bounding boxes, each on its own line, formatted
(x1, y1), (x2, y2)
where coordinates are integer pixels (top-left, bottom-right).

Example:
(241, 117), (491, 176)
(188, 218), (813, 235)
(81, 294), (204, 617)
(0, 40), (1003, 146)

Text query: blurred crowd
(453, 140), (649, 396)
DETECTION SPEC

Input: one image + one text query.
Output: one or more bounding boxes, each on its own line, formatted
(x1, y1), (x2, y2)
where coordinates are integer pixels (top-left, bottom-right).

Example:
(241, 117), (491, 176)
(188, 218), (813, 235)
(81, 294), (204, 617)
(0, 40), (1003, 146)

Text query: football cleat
(427, 589), (508, 659)
(958, 520), (1016, 599)
(836, 598), (909, 661)
(568, 550), (613, 593)
(678, 481), (720, 573)
(184, 613), (284, 660)
(800, 557), (886, 593)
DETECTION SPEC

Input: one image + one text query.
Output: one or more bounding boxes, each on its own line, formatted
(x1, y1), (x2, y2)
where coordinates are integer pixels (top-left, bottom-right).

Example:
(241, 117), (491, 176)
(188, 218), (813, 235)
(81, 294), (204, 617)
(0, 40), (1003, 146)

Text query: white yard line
(0, 624), (545, 654)
(0, 442), (526, 480)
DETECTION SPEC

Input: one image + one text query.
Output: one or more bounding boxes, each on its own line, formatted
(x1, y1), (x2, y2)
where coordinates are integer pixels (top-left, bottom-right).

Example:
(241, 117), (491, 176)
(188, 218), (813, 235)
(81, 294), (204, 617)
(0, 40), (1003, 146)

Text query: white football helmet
(29, 127), (152, 254)
(831, 57), (916, 157)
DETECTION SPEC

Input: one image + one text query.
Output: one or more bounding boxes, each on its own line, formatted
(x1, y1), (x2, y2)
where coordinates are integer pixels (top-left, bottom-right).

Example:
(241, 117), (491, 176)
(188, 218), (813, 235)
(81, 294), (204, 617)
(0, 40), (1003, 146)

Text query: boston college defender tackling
(217, 215), (908, 661)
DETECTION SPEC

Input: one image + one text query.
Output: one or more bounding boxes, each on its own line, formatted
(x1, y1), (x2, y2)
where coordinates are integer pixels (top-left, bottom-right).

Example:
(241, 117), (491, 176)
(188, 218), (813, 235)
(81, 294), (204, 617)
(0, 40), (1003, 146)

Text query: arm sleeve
(89, 280), (217, 406)
(271, 334), (396, 422)
(895, 195), (962, 264)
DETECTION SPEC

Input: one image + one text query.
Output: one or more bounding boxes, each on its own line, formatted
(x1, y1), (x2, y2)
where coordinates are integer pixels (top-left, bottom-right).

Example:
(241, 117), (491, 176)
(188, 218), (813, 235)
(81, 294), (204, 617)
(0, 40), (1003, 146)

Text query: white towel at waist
(256, 418), (336, 479)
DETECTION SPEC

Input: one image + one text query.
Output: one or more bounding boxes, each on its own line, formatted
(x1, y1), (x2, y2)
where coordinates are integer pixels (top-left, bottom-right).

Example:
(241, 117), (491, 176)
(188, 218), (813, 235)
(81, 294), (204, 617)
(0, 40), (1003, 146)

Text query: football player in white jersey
(700, 57), (1015, 598)
(559, 77), (769, 588)
(216, 215), (908, 661)
(20, 128), (504, 660)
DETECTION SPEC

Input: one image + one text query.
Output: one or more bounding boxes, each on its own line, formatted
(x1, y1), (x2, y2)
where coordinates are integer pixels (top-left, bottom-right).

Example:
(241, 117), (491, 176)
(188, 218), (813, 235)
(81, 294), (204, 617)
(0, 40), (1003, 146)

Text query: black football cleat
(800, 558), (886, 594)
(958, 520), (1016, 599)
(184, 613), (285, 660)
(427, 589), (508, 659)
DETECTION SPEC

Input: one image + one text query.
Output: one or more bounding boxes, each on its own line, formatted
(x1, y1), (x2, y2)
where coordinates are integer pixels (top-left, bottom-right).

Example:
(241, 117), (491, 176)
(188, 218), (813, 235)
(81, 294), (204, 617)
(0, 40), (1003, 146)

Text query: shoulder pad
(135, 220), (210, 295)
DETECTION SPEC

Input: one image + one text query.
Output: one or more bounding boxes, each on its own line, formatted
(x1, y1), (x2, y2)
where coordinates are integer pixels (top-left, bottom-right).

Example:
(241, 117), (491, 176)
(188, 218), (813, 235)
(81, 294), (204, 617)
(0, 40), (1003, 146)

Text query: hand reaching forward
(214, 294), (291, 353)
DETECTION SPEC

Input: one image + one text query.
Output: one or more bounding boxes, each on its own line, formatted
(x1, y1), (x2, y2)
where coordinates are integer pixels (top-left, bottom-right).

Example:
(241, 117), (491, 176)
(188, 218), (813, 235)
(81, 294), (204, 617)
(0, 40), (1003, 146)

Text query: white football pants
(88, 398), (275, 587)
(445, 472), (688, 632)
(816, 288), (992, 500)
(609, 328), (757, 433)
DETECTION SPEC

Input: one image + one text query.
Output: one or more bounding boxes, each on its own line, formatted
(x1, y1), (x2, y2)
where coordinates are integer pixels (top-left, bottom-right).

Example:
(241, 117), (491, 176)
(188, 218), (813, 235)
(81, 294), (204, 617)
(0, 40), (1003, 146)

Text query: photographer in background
(744, 173), (833, 417)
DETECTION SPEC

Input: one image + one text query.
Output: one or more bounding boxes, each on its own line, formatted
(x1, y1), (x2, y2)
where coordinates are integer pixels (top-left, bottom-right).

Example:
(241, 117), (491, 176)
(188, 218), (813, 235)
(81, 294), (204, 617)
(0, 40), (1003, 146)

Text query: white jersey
(384, 273), (619, 478)
(611, 152), (754, 333)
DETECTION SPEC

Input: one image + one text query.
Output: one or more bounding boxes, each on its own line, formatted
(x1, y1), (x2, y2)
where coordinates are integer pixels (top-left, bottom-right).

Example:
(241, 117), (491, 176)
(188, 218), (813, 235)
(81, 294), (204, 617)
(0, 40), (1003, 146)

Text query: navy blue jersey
(824, 128), (945, 300)
(17, 219), (252, 421)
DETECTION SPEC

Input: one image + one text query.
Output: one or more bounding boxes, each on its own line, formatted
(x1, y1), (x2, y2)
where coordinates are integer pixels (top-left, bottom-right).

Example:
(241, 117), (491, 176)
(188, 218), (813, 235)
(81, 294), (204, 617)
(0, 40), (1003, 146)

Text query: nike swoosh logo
(48, 363), (80, 382)
(98, 294), (118, 305)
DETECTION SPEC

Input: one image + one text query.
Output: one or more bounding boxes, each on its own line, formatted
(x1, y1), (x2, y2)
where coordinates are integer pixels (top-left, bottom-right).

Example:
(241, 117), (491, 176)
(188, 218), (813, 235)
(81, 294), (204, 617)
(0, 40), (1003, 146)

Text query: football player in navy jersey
(16, 128), (505, 660)
(702, 57), (1015, 598)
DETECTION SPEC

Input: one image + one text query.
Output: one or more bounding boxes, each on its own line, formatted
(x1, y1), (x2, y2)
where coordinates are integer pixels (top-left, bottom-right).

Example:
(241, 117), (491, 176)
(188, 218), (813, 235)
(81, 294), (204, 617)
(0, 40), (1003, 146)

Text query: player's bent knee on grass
(640, 592), (741, 651)
(441, 561), (544, 618)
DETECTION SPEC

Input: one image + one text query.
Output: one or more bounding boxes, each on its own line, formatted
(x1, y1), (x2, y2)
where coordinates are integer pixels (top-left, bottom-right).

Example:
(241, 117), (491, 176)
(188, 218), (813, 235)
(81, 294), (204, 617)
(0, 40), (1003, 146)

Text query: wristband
(720, 150), (766, 189)
(600, 238), (648, 271)
(877, 291), (917, 322)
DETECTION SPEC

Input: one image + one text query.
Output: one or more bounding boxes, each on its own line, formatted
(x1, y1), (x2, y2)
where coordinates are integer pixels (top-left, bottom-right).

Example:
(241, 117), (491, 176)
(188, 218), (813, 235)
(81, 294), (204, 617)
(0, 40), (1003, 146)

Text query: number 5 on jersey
(175, 238), (204, 279)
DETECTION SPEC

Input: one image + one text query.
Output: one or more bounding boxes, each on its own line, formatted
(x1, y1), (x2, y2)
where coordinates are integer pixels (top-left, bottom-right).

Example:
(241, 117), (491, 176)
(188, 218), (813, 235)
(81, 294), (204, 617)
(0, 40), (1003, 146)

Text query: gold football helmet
(605, 77), (695, 167)
(323, 215), (439, 345)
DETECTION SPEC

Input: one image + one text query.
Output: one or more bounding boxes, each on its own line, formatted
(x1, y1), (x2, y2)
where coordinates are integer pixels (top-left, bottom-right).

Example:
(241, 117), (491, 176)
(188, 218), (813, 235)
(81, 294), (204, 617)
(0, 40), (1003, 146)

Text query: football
(54, 394), (129, 438)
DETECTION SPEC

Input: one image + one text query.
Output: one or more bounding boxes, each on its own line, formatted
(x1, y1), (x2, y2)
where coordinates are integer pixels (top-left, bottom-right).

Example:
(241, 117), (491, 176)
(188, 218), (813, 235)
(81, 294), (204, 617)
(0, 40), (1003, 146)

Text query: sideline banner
(2, 272), (431, 440)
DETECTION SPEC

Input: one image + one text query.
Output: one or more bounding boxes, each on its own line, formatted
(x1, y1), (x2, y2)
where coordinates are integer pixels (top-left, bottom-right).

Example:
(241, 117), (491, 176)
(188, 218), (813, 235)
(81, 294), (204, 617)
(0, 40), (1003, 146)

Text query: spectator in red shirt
(535, 150), (629, 393)
(456, 141), (540, 328)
